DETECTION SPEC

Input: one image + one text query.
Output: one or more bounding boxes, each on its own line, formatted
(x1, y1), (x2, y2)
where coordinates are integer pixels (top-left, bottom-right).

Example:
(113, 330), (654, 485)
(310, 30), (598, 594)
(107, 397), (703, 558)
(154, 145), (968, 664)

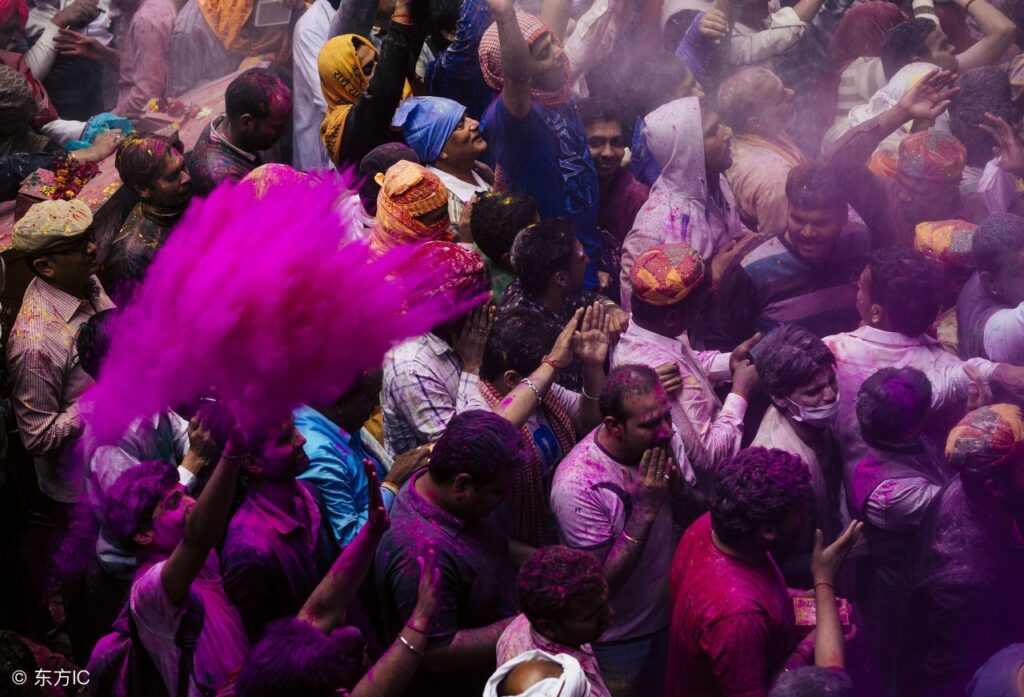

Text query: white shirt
(429, 166), (491, 234)
(981, 303), (1024, 365)
(292, 0), (335, 172)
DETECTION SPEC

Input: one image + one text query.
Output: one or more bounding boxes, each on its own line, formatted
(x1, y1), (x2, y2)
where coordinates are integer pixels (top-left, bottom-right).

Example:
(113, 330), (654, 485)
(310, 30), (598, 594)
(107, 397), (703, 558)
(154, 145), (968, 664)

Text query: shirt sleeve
(564, 0), (629, 85)
(827, 115), (898, 249)
(300, 444), (367, 547)
(983, 303), (1024, 364)
(702, 613), (774, 697)
(8, 344), (84, 456)
(24, 22), (60, 81)
(726, 8), (805, 67)
(115, 13), (173, 116)
(863, 477), (943, 531)
(130, 561), (182, 638)
(382, 545), (463, 647)
(455, 372), (490, 413)
(551, 472), (624, 550)
(387, 358), (461, 446)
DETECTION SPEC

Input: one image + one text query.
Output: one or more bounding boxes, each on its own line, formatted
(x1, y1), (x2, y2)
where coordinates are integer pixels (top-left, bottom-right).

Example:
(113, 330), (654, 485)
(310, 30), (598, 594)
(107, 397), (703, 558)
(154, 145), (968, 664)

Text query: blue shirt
(424, 0), (496, 120)
(295, 406), (389, 546)
(482, 97), (601, 288)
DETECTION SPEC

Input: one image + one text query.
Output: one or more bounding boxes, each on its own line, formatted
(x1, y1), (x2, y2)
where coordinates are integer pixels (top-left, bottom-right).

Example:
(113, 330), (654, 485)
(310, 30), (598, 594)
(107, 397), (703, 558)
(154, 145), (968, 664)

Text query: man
(717, 67), (806, 236)
(479, 0), (602, 288)
(497, 546), (613, 697)
(109, 0), (176, 117)
(701, 163), (869, 351)
(186, 68), (292, 196)
(8, 199), (115, 505)
(828, 67), (967, 249)
(375, 410), (525, 697)
(613, 244), (758, 477)
(667, 447), (857, 697)
(381, 241), (491, 455)
(221, 419), (334, 642)
(550, 364), (692, 697)
(392, 96), (492, 234)
(469, 191), (537, 299)
(751, 324), (843, 584)
(499, 219), (624, 391)
(105, 134), (192, 304)
(291, 0), (338, 171)
(958, 213), (1024, 364)
(579, 97), (650, 301)
(620, 97), (743, 311)
(894, 405), (1024, 697)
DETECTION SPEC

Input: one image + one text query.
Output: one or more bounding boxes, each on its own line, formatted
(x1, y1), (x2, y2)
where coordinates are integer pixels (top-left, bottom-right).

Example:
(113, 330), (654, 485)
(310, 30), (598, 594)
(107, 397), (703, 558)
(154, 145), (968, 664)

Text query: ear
(602, 416), (625, 438)
(869, 303), (883, 327)
(979, 270), (1000, 296)
(137, 185), (154, 202)
(983, 477), (1007, 501)
(503, 370), (521, 392)
(769, 394), (789, 412)
(133, 529), (155, 547)
(553, 269), (569, 289)
(533, 617), (561, 640)
(441, 28), (456, 42)
(238, 114), (256, 132)
(759, 521), (779, 544)
(32, 256), (56, 279)
(452, 472), (474, 496)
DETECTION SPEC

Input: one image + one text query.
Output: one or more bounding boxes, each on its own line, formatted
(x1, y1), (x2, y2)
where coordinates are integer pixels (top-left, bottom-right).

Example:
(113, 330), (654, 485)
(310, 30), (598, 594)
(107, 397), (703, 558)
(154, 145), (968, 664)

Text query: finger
(813, 528), (824, 554)
(639, 448), (653, 476)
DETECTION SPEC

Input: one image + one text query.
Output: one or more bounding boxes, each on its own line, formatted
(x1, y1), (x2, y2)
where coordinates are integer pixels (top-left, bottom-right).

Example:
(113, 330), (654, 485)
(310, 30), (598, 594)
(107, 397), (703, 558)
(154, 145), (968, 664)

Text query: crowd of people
(2, 0), (1024, 693)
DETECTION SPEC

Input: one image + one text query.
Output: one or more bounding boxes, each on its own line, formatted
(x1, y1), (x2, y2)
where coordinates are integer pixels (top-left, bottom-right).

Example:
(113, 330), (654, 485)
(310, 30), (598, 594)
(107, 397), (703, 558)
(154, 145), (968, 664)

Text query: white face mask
(786, 392), (840, 428)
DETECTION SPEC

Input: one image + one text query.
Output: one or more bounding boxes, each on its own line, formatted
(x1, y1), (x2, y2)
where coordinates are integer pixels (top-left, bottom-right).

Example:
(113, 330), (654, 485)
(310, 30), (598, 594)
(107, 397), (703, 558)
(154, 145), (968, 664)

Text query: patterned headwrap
(406, 240), (490, 304)
(0, 0), (28, 31)
(319, 35), (414, 167)
(0, 65), (49, 157)
(946, 404), (1024, 476)
(391, 96), (467, 164)
(629, 243), (706, 306)
(371, 161), (453, 255)
(897, 129), (967, 182)
(13, 199), (93, 254)
(478, 11), (571, 108)
(914, 219), (977, 268)
(242, 163), (308, 200)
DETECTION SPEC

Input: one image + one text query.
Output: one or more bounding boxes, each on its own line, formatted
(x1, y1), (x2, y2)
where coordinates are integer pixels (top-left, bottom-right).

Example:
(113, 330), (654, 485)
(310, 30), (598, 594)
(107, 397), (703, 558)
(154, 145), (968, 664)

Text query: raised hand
(408, 545), (442, 634)
(573, 302), (610, 367)
(730, 332), (762, 373)
(629, 447), (672, 521)
(547, 307), (584, 370)
(810, 520), (863, 584)
(896, 68), (959, 121)
(699, 8), (729, 43)
(55, 28), (115, 62)
(53, 0), (101, 28)
(964, 363), (994, 411)
(365, 460), (391, 537)
(655, 362), (682, 394)
(453, 304), (495, 375)
(979, 112), (1024, 178)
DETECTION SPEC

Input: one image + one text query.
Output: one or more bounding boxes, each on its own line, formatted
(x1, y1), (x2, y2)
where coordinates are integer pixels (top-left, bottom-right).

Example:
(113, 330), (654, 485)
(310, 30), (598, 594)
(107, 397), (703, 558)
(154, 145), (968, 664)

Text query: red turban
(897, 129), (967, 182)
(629, 244), (706, 307)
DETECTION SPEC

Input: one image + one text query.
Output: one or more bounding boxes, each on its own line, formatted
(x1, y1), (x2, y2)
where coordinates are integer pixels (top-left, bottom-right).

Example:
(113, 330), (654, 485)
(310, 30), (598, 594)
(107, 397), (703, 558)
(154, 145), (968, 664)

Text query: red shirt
(666, 514), (796, 697)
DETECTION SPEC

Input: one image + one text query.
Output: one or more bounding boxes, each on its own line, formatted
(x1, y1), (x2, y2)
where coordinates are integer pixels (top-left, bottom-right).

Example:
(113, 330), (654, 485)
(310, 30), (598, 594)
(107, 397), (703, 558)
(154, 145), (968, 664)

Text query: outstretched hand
(573, 302), (611, 367)
(897, 68), (959, 121)
(364, 460), (391, 537)
(810, 520), (863, 585)
(409, 546), (442, 633)
(979, 112), (1024, 178)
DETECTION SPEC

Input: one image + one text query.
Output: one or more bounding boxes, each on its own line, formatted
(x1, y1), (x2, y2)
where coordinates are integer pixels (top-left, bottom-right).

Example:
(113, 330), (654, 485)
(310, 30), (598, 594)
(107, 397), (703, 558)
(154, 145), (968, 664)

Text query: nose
(822, 385), (837, 403)
(468, 117), (479, 132)
(600, 143), (614, 158)
(801, 224), (819, 239)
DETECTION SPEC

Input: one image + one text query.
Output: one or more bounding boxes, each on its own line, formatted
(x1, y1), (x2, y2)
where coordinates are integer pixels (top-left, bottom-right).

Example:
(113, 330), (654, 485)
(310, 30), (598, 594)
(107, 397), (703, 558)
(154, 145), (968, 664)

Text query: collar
(210, 115), (258, 162)
(424, 331), (455, 358)
(428, 166), (489, 203)
(140, 201), (186, 227)
(851, 324), (939, 348)
(624, 320), (686, 356)
(31, 276), (104, 324)
(404, 469), (466, 538)
(245, 483), (318, 537)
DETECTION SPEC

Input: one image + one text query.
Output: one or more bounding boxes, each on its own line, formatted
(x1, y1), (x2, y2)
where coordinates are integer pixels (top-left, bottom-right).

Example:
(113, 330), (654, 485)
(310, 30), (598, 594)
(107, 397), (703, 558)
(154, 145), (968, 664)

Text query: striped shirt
(835, 57), (887, 123)
(7, 276), (115, 502)
(381, 332), (476, 456)
(700, 228), (869, 351)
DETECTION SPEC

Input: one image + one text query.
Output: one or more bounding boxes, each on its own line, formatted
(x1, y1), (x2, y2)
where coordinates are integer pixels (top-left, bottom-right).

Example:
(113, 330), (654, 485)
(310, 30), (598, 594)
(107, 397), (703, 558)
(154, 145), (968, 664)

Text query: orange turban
(629, 244), (707, 306)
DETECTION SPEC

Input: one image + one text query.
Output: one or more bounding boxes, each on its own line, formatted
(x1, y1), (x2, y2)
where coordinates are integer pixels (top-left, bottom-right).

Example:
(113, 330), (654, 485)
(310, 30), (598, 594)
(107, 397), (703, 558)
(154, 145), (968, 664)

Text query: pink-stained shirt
(114, 0), (177, 116)
(667, 513), (796, 697)
(550, 428), (676, 642)
(497, 614), (612, 697)
(612, 322), (746, 472)
(7, 276), (115, 502)
(130, 552), (250, 696)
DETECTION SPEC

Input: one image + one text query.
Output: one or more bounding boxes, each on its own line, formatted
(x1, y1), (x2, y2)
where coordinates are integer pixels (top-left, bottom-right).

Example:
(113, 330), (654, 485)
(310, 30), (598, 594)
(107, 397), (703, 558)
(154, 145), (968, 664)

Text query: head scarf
(318, 34), (414, 167)
(914, 219), (977, 267)
(371, 160), (453, 255)
(13, 199), (92, 254)
(406, 240), (490, 303)
(484, 650), (592, 697)
(832, 3), (908, 65)
(0, 65), (49, 157)
(391, 96), (467, 164)
(630, 243), (706, 306)
(242, 163), (309, 200)
(0, 0), (27, 32)
(898, 128), (967, 182)
(196, 0), (288, 58)
(478, 12), (571, 108)
(357, 142), (420, 215)
(946, 404), (1024, 476)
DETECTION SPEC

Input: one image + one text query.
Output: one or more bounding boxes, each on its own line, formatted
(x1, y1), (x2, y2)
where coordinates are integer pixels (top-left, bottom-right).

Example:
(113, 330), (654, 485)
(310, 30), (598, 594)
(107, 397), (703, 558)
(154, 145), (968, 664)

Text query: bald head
(717, 68), (794, 137)
(499, 659), (564, 696)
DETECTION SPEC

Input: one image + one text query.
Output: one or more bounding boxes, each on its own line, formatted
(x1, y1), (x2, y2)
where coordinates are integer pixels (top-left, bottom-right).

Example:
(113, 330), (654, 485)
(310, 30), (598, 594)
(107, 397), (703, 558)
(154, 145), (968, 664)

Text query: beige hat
(13, 199), (93, 255)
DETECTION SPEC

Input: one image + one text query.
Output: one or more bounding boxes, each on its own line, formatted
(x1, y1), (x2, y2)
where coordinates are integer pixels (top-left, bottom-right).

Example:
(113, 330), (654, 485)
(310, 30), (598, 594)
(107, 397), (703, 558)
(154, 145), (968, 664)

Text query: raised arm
(810, 521), (862, 669)
(329, 0), (380, 40)
(954, 0), (1017, 72)
(572, 303), (610, 436)
(487, 0), (534, 118)
(541, 0), (572, 43)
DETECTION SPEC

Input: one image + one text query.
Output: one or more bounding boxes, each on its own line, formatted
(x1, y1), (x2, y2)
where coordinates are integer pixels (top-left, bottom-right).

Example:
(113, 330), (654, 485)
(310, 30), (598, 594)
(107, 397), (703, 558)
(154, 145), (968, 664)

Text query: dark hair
(115, 134), (182, 193)
(867, 248), (944, 336)
(768, 666), (853, 697)
(0, 631), (39, 697)
(578, 96), (625, 131)
(510, 218), (578, 295)
(599, 364), (661, 422)
(518, 546), (606, 625)
(717, 68), (775, 131)
(103, 460), (179, 550)
(357, 143), (420, 214)
(76, 309), (116, 380)
(710, 447), (812, 546)
(663, 10), (702, 52)
(951, 68), (1014, 167)
(785, 163), (847, 212)
(235, 619), (366, 697)
(753, 324), (836, 399)
(856, 367), (932, 444)
(428, 410), (526, 484)
(880, 18), (936, 80)
(471, 192), (538, 268)
(225, 68), (290, 124)
(480, 311), (558, 383)
(973, 213), (1024, 275)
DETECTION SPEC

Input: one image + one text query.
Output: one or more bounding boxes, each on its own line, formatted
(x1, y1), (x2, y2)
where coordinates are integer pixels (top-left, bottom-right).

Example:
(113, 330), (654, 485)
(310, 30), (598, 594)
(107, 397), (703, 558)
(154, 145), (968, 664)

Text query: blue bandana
(391, 96), (467, 164)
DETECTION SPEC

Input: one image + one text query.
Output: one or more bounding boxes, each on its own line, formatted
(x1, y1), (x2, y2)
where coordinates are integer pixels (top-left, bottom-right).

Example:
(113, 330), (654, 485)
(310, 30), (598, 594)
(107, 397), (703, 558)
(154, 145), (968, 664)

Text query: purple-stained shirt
(220, 482), (329, 641)
(497, 613), (612, 697)
(550, 428), (676, 642)
(114, 0), (176, 116)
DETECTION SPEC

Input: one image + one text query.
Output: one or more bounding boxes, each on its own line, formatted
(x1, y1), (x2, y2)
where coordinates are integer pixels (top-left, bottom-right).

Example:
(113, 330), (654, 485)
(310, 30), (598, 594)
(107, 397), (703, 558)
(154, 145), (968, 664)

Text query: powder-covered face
(856, 266), (874, 326)
(784, 205), (846, 265)
(147, 148), (192, 209)
(702, 111), (733, 174)
(787, 367), (838, 410)
(147, 485), (195, 555)
(614, 387), (674, 460)
(529, 32), (566, 92)
(250, 419), (309, 481)
(894, 171), (960, 224)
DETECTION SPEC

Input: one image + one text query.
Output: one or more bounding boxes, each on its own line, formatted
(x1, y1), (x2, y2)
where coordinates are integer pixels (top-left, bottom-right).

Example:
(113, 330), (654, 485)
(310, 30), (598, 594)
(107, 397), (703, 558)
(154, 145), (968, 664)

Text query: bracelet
(622, 531), (646, 545)
(814, 582), (835, 592)
(520, 377), (541, 401)
(405, 621), (429, 634)
(398, 633), (425, 657)
(381, 481), (400, 497)
(541, 357), (563, 371)
(581, 386), (598, 401)
(963, 0), (976, 11)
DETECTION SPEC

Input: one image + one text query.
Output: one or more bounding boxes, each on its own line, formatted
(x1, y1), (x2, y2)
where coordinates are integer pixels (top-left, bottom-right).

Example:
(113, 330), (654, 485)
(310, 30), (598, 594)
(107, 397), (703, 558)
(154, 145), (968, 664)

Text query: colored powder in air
(84, 173), (468, 442)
